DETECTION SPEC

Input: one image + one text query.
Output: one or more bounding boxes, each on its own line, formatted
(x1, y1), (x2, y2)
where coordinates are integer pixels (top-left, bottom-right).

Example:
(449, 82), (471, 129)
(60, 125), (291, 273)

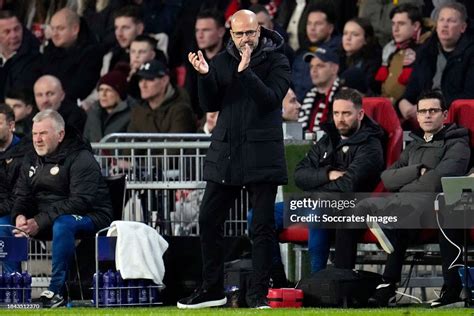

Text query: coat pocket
(246, 128), (285, 170)
(206, 127), (228, 163)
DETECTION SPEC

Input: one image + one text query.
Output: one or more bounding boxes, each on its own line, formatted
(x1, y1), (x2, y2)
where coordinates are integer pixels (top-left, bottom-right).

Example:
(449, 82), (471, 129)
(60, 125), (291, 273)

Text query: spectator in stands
(298, 45), (341, 133)
(249, 4), (295, 65)
(78, 0), (126, 51)
(128, 34), (167, 99)
(185, 9), (226, 122)
(0, 10), (42, 101)
(292, 2), (341, 101)
(295, 88), (385, 273)
(375, 4), (432, 103)
(398, 2), (474, 125)
(34, 75), (87, 134)
(334, 90), (470, 307)
(42, 8), (103, 102)
(0, 104), (31, 273)
(282, 87), (301, 122)
(128, 60), (195, 133)
(83, 68), (135, 143)
(181, 9), (290, 309)
(358, 0), (424, 46)
(275, 0), (357, 51)
(12, 109), (113, 308)
(103, 5), (144, 75)
(339, 17), (382, 95)
(5, 88), (35, 138)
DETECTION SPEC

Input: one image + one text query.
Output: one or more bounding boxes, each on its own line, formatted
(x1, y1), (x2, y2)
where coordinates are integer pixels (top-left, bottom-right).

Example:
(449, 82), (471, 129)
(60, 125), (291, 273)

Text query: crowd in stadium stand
(0, 0), (474, 309)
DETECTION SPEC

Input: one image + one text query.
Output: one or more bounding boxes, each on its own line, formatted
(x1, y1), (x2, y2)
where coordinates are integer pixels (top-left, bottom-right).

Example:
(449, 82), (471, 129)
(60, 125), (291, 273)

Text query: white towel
(107, 221), (168, 284)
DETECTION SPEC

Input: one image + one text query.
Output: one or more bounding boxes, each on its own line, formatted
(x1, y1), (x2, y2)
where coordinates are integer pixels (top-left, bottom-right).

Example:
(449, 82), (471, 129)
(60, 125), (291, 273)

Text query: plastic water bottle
(116, 271), (126, 306)
(148, 280), (159, 304)
(138, 279), (148, 304)
(11, 272), (22, 304)
(21, 271), (31, 303)
(92, 272), (103, 306)
(4, 272), (12, 304)
(126, 279), (138, 305)
(103, 270), (116, 306)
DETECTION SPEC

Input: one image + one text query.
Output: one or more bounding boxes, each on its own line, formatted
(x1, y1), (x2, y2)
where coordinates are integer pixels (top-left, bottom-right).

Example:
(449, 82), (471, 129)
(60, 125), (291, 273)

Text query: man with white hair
(12, 110), (112, 308)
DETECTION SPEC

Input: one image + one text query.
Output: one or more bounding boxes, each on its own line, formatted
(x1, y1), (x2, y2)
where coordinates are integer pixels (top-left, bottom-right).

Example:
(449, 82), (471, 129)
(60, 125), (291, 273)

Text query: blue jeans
(308, 228), (330, 273)
(265, 203), (331, 274)
(49, 215), (95, 294)
(0, 215), (21, 273)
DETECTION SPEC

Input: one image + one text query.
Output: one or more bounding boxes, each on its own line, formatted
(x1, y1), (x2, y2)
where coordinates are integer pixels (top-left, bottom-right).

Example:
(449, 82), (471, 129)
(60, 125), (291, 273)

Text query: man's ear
(58, 129), (65, 143)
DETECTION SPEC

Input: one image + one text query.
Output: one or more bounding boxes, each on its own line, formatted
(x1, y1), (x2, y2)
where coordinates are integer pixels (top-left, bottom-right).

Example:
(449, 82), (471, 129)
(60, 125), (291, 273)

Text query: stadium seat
(362, 97), (403, 192)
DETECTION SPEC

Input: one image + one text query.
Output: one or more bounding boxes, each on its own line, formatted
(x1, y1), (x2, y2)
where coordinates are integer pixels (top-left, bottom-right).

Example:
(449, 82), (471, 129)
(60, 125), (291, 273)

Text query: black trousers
(199, 181), (277, 299)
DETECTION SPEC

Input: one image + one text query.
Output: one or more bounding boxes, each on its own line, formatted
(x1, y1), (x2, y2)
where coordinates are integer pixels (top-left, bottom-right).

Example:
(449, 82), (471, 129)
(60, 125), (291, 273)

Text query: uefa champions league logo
(0, 239), (7, 258)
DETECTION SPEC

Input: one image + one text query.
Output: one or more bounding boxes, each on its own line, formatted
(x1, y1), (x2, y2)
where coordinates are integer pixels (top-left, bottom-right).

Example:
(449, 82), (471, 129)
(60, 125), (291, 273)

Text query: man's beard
(337, 123), (359, 137)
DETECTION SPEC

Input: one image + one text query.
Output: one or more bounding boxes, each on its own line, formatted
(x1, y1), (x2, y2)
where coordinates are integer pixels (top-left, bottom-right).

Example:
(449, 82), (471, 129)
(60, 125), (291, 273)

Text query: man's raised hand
(238, 44), (252, 72)
(188, 50), (209, 74)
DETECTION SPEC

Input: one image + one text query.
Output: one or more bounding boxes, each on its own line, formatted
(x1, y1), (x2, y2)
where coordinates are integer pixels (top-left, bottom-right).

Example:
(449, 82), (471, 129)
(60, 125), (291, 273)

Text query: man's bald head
(50, 8), (80, 48)
(230, 10), (261, 53)
(34, 75), (66, 111)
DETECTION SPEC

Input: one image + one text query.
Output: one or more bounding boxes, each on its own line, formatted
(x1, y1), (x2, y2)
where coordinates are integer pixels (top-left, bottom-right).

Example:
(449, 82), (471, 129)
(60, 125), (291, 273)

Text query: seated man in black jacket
(12, 110), (113, 308)
(294, 88), (385, 273)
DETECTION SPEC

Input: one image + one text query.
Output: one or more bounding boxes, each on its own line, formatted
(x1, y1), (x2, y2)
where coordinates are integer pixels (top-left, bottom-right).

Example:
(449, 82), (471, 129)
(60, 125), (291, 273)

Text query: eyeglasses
(231, 28), (258, 38)
(416, 108), (444, 115)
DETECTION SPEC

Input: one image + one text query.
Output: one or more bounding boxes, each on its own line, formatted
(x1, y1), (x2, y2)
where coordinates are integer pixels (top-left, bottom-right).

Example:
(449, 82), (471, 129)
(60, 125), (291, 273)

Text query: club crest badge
(50, 166), (59, 176)
(342, 146), (349, 154)
(29, 166), (37, 178)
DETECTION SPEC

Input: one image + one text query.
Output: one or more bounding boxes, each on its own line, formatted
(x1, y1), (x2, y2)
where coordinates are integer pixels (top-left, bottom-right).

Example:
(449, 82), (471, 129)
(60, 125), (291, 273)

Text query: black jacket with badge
(0, 136), (32, 216)
(294, 116), (385, 192)
(197, 27), (291, 185)
(381, 123), (470, 192)
(11, 128), (112, 233)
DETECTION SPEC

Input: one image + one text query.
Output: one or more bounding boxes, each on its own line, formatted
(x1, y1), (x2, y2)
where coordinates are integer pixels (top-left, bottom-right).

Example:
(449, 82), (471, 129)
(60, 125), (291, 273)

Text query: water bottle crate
(91, 270), (164, 307)
(91, 285), (163, 307)
(0, 271), (32, 304)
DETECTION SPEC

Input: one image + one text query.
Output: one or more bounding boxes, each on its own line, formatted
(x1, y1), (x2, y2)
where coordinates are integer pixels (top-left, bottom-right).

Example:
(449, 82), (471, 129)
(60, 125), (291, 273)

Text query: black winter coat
(42, 18), (103, 101)
(12, 128), (113, 233)
(294, 116), (385, 192)
(198, 28), (291, 185)
(403, 33), (474, 106)
(382, 123), (470, 193)
(0, 28), (42, 100)
(0, 136), (32, 216)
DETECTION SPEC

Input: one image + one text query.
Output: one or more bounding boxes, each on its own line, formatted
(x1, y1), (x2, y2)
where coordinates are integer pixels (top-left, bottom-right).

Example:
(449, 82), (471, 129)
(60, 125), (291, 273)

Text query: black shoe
(40, 290), (65, 308)
(367, 221), (395, 254)
(430, 285), (463, 308)
(368, 283), (397, 307)
(247, 296), (271, 309)
(177, 287), (227, 309)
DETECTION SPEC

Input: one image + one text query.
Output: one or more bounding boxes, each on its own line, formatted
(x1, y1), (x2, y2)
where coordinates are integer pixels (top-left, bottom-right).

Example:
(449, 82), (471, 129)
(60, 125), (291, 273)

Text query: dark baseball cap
(135, 60), (169, 79)
(303, 45), (339, 64)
